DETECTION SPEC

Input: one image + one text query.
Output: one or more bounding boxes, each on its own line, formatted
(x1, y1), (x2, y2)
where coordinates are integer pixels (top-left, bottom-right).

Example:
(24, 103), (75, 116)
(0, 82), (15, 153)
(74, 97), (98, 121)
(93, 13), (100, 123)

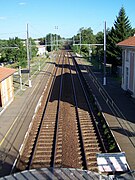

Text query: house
(36, 45), (46, 56)
(117, 36), (135, 97)
(0, 67), (16, 108)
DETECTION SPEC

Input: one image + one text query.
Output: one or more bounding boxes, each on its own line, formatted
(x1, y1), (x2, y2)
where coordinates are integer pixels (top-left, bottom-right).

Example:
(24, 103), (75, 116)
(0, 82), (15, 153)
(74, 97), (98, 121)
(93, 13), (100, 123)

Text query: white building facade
(37, 45), (46, 56)
(117, 36), (135, 97)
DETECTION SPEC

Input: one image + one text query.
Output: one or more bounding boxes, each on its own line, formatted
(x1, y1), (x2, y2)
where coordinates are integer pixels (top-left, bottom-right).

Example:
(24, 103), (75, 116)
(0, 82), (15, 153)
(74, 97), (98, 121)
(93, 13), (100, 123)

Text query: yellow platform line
(0, 116), (19, 146)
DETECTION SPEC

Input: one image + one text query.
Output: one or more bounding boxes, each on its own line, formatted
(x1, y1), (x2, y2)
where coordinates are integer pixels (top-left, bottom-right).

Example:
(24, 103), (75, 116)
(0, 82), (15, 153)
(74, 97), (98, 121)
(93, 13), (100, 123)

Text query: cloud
(0, 16), (6, 20)
(19, 2), (26, 5)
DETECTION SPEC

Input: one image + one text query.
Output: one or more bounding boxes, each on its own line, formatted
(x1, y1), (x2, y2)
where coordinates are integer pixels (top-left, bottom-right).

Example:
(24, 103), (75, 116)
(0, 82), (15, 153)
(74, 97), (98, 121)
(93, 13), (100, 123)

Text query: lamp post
(80, 31), (81, 54)
(103, 21), (106, 85)
(55, 26), (58, 50)
(26, 23), (32, 87)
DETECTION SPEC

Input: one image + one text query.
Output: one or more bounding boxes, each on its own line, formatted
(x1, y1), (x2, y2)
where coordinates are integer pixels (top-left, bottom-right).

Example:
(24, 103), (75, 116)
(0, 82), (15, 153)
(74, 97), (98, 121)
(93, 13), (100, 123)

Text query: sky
(0, 0), (135, 39)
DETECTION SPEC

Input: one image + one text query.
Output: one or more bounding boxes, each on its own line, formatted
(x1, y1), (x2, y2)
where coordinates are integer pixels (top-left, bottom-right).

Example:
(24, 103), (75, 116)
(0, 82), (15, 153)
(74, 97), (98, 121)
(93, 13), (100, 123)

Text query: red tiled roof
(0, 67), (16, 82)
(117, 36), (135, 47)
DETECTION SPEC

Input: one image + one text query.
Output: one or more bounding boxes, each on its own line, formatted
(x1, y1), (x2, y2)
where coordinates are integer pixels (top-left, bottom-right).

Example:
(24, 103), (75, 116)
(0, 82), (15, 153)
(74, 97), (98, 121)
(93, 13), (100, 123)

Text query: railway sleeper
(55, 154), (62, 159)
(45, 113), (57, 117)
(26, 138), (36, 144)
(41, 134), (54, 138)
(82, 132), (96, 136)
(80, 121), (93, 125)
(56, 140), (62, 146)
(31, 131), (39, 136)
(85, 151), (99, 156)
(57, 130), (62, 135)
(33, 156), (51, 162)
(81, 124), (94, 128)
(31, 161), (51, 168)
(26, 146), (35, 153)
(40, 128), (55, 132)
(82, 128), (95, 132)
(57, 134), (62, 139)
(79, 113), (91, 117)
(87, 161), (97, 167)
(36, 143), (52, 151)
(81, 124), (94, 127)
(79, 117), (92, 121)
(37, 139), (53, 144)
(39, 133), (54, 138)
(82, 134), (96, 139)
(87, 156), (97, 162)
(55, 156), (62, 162)
(24, 154), (31, 159)
(21, 158), (29, 165)
(36, 147), (53, 152)
(85, 147), (100, 152)
(42, 120), (55, 124)
(83, 136), (97, 140)
(42, 125), (55, 129)
(56, 149), (62, 155)
(35, 151), (52, 156)
(84, 143), (100, 148)
(84, 139), (99, 144)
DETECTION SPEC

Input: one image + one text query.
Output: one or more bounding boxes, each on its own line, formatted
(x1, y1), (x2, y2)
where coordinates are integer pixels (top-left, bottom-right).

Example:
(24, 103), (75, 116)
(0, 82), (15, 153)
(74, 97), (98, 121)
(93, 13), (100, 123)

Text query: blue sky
(0, 0), (135, 39)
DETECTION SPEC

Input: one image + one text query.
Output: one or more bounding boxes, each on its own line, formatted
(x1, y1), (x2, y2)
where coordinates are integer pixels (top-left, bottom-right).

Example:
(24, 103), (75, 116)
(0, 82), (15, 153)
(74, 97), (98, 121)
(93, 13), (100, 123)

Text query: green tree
(0, 37), (38, 67)
(107, 7), (132, 73)
(72, 27), (95, 57)
(5, 37), (27, 67)
(29, 38), (38, 58)
(95, 31), (104, 58)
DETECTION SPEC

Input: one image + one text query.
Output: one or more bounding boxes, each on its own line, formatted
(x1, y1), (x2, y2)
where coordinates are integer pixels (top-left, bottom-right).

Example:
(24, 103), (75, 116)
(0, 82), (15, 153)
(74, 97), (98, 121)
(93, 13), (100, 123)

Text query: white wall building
(117, 36), (135, 97)
(36, 45), (46, 56)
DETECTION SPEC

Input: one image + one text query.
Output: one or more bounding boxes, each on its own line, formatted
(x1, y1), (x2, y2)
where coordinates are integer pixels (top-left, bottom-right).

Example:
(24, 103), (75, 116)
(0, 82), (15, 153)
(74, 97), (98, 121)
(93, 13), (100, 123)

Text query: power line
(0, 31), (25, 36)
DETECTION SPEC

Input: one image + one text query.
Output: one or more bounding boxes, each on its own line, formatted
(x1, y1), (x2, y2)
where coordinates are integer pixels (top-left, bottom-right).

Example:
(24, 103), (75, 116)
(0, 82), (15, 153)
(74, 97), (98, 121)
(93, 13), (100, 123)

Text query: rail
(51, 53), (64, 167)
(67, 52), (88, 170)
(71, 54), (107, 153)
(26, 52), (63, 169)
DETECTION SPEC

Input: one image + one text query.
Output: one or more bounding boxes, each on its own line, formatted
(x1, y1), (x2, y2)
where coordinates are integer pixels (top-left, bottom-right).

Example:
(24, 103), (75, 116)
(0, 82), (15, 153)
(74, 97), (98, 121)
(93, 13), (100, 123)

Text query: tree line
(71, 7), (135, 74)
(0, 34), (63, 68)
(0, 7), (134, 72)
(0, 37), (37, 68)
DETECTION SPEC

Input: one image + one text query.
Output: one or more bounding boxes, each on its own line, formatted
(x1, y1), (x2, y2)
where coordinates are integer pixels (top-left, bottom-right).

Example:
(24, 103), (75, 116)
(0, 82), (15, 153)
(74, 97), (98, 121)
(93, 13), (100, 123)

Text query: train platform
(79, 61), (135, 171)
(0, 60), (55, 177)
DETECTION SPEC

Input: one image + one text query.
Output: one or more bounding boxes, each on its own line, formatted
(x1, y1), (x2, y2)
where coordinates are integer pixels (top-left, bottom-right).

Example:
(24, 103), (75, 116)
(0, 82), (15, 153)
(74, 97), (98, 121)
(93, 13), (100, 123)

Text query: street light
(80, 31), (81, 54)
(103, 21), (106, 85)
(26, 23), (32, 87)
(55, 26), (58, 50)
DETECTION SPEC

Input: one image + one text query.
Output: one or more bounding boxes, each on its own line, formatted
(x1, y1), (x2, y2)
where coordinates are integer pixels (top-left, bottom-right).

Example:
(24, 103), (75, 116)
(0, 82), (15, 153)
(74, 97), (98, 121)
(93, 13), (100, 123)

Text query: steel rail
(67, 52), (88, 170)
(51, 52), (65, 168)
(26, 52), (63, 170)
(70, 53), (107, 153)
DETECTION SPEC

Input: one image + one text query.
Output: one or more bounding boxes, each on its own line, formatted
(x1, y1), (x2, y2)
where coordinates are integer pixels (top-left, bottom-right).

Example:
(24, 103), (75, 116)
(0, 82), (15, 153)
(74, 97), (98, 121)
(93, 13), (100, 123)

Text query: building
(0, 67), (16, 108)
(36, 45), (46, 56)
(117, 36), (135, 97)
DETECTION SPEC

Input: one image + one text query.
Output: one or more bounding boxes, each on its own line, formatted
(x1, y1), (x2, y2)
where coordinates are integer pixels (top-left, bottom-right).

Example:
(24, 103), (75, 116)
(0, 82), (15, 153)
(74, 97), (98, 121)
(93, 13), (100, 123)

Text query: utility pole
(80, 31), (81, 54)
(55, 26), (58, 50)
(73, 36), (75, 45)
(103, 21), (107, 85)
(26, 23), (32, 87)
(51, 33), (53, 51)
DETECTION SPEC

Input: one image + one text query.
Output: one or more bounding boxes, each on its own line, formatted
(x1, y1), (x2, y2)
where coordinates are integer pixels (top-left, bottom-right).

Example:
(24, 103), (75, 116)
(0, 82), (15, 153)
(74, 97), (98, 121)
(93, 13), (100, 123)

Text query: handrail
(85, 66), (135, 148)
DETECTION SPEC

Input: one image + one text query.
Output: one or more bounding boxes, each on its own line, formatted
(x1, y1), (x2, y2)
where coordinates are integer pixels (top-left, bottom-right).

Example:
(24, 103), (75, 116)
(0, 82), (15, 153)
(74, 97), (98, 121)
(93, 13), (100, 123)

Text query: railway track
(16, 50), (119, 173)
